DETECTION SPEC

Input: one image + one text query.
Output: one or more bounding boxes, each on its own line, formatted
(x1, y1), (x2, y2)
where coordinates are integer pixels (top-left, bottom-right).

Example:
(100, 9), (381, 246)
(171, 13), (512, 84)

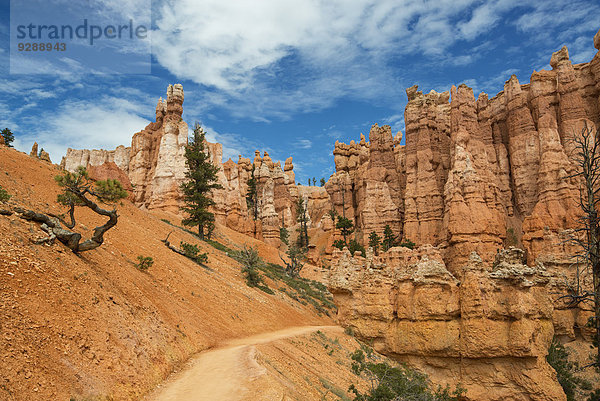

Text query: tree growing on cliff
(1, 128), (14, 147)
(382, 225), (398, 252)
(368, 231), (381, 255)
(246, 164), (258, 221)
(336, 216), (354, 244)
(563, 124), (600, 367)
(279, 226), (289, 245)
(16, 167), (127, 252)
(296, 197), (309, 251)
(180, 123), (223, 240)
(320, 178), (326, 187)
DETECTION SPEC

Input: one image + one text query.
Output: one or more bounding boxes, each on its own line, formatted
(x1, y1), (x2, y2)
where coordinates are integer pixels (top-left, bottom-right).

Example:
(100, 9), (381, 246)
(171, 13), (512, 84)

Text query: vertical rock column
(403, 86), (451, 246)
(443, 85), (505, 273)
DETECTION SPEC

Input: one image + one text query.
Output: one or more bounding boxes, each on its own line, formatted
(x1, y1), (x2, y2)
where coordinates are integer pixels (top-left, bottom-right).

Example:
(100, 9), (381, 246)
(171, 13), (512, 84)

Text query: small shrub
(0, 185), (10, 202)
(135, 255), (153, 271)
(180, 241), (208, 264)
(280, 244), (304, 278)
(204, 238), (234, 254)
(234, 245), (272, 294)
(400, 238), (416, 250)
(259, 262), (336, 314)
(344, 326), (355, 336)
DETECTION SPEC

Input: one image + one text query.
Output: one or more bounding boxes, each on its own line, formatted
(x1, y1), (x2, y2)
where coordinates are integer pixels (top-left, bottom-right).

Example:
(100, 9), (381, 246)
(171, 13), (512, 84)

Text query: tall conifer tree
(180, 123), (223, 239)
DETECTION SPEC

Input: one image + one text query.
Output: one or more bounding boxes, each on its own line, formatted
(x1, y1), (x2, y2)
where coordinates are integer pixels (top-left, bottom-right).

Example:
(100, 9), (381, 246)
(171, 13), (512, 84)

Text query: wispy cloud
(294, 139), (312, 149)
(13, 95), (152, 164)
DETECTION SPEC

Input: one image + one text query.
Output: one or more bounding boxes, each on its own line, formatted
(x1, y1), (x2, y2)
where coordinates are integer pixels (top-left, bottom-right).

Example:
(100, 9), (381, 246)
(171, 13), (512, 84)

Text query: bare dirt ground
(146, 326), (341, 401)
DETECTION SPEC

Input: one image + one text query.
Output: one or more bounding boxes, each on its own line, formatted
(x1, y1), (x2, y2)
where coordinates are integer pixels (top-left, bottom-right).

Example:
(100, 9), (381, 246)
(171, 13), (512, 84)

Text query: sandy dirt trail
(146, 325), (340, 401)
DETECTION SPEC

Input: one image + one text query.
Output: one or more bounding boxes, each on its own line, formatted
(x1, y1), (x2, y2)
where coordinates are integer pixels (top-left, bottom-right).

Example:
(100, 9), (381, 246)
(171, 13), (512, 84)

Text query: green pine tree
(279, 226), (289, 245)
(368, 231), (381, 255)
(336, 215), (354, 244)
(180, 123), (223, 240)
(296, 197), (309, 251)
(382, 224), (397, 252)
(320, 178), (326, 187)
(246, 164), (258, 221)
(1, 128), (14, 147)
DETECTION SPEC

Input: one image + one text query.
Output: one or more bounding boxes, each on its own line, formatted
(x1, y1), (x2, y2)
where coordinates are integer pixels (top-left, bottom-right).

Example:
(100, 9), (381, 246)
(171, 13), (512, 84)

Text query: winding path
(146, 325), (339, 401)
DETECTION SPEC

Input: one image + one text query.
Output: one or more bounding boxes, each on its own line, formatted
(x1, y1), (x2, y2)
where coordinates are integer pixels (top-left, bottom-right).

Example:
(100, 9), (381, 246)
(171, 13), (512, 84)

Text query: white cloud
(151, 0), (528, 119)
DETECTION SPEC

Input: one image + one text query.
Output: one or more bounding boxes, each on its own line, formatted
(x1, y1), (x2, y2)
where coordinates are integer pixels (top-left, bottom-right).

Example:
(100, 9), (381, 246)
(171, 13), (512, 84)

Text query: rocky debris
(329, 245), (565, 401)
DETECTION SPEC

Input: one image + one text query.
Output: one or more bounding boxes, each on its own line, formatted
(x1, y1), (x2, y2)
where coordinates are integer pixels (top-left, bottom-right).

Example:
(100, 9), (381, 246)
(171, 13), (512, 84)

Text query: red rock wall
(329, 40), (600, 272)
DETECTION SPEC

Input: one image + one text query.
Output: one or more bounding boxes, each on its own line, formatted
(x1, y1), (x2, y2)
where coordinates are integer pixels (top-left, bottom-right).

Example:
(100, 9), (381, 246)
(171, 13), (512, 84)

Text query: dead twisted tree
(561, 124), (600, 367)
(15, 167), (127, 253)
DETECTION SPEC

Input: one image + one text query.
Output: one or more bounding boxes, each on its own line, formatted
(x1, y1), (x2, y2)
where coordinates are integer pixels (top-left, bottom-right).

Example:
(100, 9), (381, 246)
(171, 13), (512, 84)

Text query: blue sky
(1, 0), (599, 185)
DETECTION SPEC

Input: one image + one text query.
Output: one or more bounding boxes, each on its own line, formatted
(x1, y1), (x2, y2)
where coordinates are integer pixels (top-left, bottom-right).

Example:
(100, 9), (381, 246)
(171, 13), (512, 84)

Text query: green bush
(546, 337), (584, 401)
(233, 246), (273, 294)
(348, 239), (366, 257)
(400, 238), (416, 250)
(259, 262), (336, 315)
(180, 241), (208, 264)
(349, 346), (464, 401)
(333, 239), (346, 251)
(135, 256), (153, 271)
(0, 185), (10, 202)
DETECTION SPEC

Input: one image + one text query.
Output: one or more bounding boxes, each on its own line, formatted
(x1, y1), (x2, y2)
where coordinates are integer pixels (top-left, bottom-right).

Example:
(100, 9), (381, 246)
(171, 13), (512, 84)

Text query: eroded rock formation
(329, 246), (565, 401)
(329, 38), (600, 272)
(60, 35), (600, 270)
